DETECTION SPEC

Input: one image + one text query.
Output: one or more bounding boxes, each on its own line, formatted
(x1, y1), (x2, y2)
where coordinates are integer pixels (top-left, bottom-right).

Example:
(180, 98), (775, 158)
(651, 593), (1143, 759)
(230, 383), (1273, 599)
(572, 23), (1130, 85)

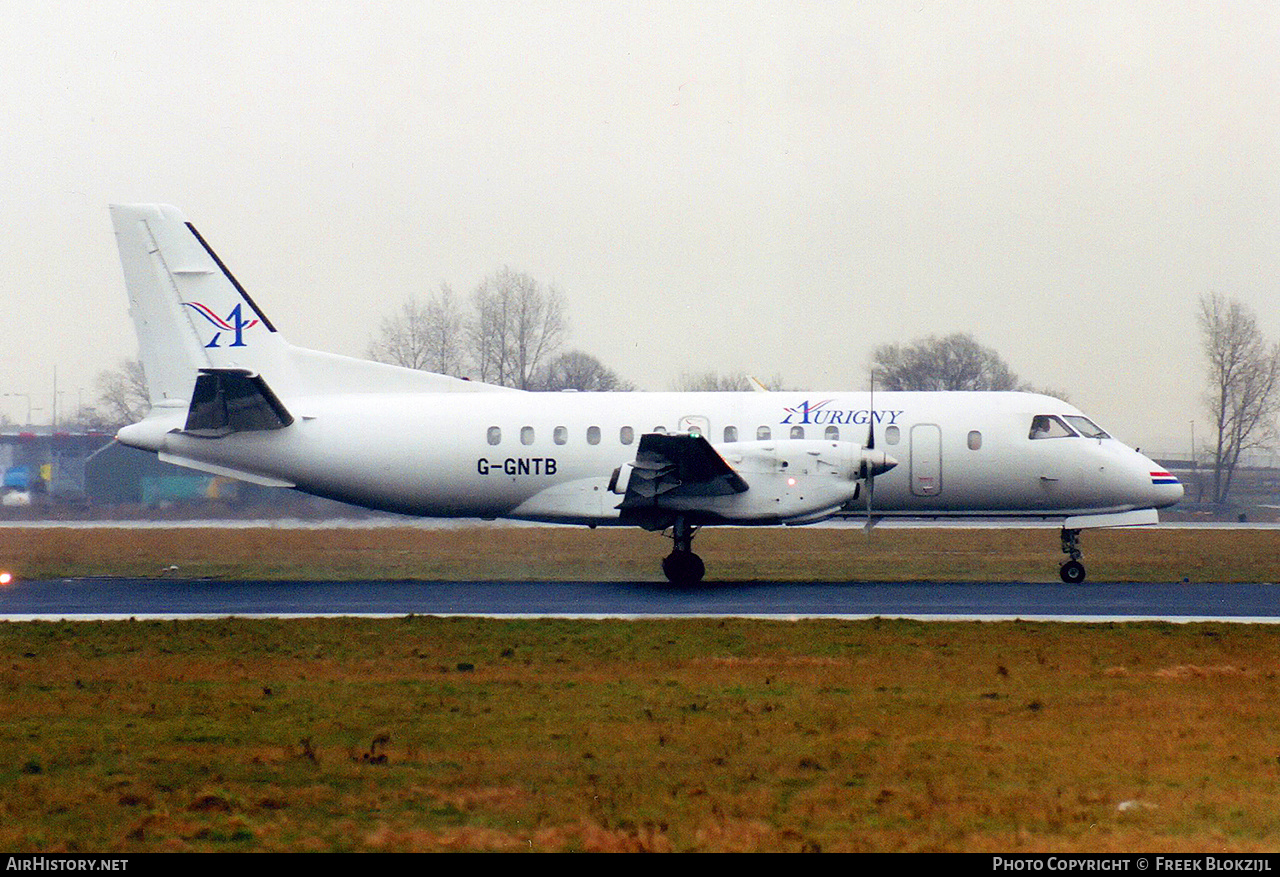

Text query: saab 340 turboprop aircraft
(109, 204), (1183, 584)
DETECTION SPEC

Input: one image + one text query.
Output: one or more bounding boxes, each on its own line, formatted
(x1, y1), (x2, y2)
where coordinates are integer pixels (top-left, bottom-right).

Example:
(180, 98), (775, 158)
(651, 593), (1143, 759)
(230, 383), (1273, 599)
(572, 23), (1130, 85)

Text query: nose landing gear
(1059, 527), (1086, 584)
(661, 516), (705, 585)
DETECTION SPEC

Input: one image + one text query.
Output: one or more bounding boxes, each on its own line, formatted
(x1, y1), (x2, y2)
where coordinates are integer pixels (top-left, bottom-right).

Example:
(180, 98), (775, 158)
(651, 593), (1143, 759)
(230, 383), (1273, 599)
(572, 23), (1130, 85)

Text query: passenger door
(910, 424), (942, 497)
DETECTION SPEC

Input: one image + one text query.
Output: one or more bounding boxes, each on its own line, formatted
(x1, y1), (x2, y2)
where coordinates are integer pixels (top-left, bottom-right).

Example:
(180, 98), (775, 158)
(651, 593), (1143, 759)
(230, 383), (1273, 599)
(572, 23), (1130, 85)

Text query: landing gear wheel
(662, 550), (705, 585)
(660, 515), (705, 584)
(1059, 560), (1086, 584)
(1058, 528), (1086, 584)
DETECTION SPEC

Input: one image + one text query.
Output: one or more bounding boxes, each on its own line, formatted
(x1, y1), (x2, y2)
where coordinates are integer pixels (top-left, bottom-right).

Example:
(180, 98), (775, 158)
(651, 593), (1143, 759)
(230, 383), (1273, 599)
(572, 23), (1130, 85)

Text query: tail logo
(183, 302), (260, 348)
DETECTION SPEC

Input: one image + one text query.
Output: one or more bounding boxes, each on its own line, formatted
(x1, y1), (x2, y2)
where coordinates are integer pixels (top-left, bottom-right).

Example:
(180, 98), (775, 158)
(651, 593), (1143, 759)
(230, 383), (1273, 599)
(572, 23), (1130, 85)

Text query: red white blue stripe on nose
(1151, 471), (1179, 485)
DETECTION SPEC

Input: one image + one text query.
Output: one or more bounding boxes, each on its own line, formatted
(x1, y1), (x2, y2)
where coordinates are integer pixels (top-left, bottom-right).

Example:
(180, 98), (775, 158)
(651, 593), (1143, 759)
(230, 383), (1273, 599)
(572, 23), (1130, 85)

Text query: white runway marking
(5, 613), (1280, 624)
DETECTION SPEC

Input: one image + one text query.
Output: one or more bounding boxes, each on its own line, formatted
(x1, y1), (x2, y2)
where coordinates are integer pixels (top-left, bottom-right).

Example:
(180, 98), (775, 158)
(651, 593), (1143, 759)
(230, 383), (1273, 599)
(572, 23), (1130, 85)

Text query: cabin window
(653, 426), (667, 434)
(620, 426), (634, 445)
(724, 426), (738, 443)
(757, 426), (771, 440)
(1064, 416), (1110, 439)
(553, 426), (567, 445)
(884, 425), (900, 445)
(790, 426), (805, 439)
(1029, 415), (1076, 440)
(825, 426), (839, 441)
(587, 426), (601, 445)
(487, 427), (501, 446)
(967, 430), (982, 450)
(521, 426), (535, 446)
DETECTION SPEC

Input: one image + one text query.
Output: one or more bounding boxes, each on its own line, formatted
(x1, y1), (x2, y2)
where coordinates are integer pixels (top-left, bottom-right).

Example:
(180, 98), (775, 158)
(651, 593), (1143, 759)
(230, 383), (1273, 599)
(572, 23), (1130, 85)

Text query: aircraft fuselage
(121, 389), (1181, 525)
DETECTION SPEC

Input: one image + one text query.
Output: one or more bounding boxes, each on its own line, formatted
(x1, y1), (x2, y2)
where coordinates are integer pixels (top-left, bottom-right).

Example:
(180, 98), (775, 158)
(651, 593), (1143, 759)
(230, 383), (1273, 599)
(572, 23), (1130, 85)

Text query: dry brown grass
(3, 616), (1280, 851)
(1, 525), (1277, 582)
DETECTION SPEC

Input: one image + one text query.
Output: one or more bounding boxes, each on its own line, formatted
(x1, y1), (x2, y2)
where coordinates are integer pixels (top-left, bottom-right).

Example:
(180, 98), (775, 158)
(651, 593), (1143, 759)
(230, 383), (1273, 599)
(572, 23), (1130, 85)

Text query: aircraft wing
(617, 433), (749, 511)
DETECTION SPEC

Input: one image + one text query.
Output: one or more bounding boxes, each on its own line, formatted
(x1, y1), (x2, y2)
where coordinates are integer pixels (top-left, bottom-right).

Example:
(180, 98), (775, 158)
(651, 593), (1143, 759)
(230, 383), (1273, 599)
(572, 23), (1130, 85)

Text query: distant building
(1, 427), (285, 511)
(0, 426), (114, 498)
(0, 425), (381, 518)
(84, 440), (218, 505)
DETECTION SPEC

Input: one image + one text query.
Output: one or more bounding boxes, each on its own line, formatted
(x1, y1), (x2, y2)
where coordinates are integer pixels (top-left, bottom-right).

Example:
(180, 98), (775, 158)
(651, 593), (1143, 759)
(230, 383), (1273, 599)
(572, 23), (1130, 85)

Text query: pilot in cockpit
(1029, 416), (1052, 439)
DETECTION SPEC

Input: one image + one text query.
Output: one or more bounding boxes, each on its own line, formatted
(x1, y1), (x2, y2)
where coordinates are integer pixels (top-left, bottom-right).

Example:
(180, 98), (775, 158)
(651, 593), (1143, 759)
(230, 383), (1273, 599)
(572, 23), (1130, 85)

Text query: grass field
(1, 524), (1278, 582)
(3, 616), (1280, 852)
(2, 525), (1279, 852)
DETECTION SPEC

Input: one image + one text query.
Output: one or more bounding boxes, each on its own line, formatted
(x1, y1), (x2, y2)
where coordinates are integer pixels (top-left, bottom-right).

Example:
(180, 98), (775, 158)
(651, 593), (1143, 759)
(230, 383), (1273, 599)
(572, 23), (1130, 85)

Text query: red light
(0, 572), (12, 586)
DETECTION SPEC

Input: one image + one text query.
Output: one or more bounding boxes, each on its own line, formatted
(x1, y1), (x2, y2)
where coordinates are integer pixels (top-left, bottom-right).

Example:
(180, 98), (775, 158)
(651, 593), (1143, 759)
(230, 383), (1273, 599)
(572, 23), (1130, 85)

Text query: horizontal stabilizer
(184, 368), (294, 436)
(157, 452), (296, 488)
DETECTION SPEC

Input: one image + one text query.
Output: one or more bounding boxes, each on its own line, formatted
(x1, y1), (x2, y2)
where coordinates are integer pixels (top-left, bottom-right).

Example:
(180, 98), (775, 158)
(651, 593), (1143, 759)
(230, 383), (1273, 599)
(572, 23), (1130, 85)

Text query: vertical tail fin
(109, 204), (287, 407)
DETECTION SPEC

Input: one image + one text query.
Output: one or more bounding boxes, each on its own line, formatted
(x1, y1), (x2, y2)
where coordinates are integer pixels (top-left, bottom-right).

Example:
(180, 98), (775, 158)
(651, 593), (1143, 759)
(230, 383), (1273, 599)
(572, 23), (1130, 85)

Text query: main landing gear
(656, 519), (1093, 585)
(661, 517), (705, 585)
(1059, 527), (1086, 584)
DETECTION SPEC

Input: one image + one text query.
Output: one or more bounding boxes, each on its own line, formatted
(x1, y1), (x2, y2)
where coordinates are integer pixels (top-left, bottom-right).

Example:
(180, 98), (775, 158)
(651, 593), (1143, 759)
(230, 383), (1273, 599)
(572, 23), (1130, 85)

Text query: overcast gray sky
(1, 1), (1276, 453)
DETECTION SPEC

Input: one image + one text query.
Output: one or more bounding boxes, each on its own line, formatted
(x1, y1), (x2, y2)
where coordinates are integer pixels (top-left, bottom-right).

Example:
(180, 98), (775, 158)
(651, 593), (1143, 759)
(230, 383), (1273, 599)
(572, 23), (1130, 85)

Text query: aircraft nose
(1144, 462), (1184, 508)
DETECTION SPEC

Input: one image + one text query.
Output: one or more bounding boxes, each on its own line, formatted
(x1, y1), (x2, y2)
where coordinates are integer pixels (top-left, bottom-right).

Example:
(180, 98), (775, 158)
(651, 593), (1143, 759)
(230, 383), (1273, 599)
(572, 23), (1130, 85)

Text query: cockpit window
(1028, 415), (1077, 440)
(1064, 416), (1110, 439)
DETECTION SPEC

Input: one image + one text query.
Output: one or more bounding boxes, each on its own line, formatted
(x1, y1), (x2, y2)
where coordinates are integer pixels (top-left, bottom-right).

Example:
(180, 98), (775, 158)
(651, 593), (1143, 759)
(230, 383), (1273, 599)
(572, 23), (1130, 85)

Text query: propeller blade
(867, 367), (875, 450)
(864, 471), (875, 535)
(859, 450), (897, 533)
(865, 366), (876, 533)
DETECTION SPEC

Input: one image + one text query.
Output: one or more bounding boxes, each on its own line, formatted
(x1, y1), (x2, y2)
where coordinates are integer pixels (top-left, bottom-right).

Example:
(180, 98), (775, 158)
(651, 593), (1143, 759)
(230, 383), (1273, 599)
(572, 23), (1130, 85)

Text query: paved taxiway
(2, 578), (1279, 622)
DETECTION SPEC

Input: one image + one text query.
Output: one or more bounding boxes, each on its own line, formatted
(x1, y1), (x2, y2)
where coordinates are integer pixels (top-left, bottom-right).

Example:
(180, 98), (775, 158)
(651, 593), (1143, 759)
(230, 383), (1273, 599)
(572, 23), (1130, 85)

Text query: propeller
(864, 367), (877, 534)
(837, 365), (896, 530)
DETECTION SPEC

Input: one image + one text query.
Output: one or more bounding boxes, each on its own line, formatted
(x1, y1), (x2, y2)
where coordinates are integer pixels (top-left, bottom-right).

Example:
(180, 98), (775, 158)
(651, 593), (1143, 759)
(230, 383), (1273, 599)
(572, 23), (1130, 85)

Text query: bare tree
(1197, 293), (1280, 504)
(872, 333), (1023, 391)
(367, 284), (466, 375)
(1027, 387), (1072, 403)
(536, 350), (634, 391)
(671, 370), (746, 391)
(469, 267), (566, 389)
(469, 277), (505, 384)
(93, 358), (150, 427)
(671, 370), (789, 392)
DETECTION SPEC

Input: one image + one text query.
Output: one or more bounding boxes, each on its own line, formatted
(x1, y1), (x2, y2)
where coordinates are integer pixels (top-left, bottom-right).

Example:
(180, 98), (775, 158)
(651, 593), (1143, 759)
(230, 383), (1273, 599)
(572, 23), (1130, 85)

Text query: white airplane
(109, 204), (1183, 584)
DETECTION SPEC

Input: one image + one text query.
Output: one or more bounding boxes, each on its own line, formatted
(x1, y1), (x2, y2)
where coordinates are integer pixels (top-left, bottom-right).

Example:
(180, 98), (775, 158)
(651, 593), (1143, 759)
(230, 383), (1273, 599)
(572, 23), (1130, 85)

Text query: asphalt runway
(2, 577), (1279, 622)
